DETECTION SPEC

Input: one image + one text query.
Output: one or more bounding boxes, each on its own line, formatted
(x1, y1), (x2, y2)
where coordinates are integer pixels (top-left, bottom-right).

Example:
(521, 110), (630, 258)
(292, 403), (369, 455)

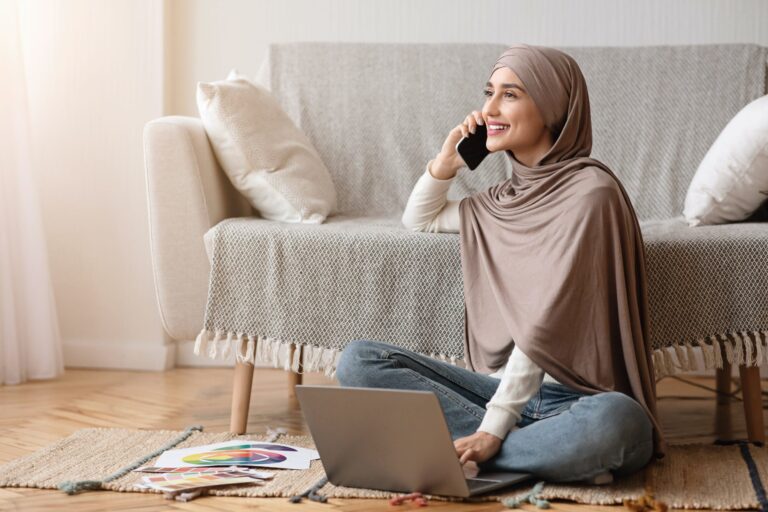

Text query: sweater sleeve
(477, 346), (545, 440)
(401, 159), (461, 233)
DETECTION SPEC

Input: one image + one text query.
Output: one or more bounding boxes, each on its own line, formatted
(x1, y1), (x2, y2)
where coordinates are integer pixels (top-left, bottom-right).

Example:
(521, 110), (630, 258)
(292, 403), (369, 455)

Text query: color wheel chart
(182, 443), (298, 466)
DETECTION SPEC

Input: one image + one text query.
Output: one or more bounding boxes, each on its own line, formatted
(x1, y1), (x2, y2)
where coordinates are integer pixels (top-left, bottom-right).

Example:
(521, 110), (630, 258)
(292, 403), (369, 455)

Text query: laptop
(294, 385), (533, 497)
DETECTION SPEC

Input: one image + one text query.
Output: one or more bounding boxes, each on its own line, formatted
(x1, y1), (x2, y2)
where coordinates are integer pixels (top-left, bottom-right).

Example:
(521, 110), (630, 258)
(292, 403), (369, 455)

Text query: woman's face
(482, 67), (553, 166)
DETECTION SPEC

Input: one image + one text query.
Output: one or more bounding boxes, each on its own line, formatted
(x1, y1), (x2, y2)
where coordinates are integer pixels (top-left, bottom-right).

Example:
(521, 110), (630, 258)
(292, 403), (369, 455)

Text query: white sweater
(401, 158), (561, 439)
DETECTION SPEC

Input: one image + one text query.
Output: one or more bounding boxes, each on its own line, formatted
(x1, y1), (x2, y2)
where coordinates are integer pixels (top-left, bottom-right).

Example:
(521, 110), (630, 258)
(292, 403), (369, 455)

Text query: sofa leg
(288, 344), (303, 400)
(715, 354), (732, 441)
(716, 359), (732, 406)
(230, 360), (255, 434)
(738, 364), (765, 446)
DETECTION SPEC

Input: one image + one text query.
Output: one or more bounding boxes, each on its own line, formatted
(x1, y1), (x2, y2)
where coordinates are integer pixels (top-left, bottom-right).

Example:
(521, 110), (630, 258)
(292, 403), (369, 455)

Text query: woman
(334, 43), (667, 485)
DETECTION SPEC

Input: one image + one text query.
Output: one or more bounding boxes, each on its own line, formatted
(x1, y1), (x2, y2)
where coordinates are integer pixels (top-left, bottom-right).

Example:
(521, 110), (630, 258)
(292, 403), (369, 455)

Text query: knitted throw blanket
(195, 214), (768, 380)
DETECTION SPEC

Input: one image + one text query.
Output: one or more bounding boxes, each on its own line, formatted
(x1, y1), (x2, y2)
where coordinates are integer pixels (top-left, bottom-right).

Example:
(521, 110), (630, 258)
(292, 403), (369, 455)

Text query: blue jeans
(334, 339), (654, 483)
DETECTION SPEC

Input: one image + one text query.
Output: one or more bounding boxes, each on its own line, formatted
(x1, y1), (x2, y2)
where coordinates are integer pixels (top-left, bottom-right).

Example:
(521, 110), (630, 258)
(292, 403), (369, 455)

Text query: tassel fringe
(193, 328), (469, 376)
(195, 328), (768, 380)
(652, 330), (768, 380)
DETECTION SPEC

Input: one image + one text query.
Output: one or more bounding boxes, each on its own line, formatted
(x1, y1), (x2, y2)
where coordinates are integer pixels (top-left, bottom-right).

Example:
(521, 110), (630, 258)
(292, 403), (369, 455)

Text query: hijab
(458, 44), (667, 460)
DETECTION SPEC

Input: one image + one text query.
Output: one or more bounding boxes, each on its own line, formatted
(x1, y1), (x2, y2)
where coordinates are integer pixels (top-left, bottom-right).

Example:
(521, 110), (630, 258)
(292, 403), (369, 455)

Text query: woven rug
(0, 426), (766, 509)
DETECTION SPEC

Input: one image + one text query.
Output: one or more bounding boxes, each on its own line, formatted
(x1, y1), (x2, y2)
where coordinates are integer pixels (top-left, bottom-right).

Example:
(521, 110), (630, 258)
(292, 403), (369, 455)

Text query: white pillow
(196, 69), (337, 223)
(683, 94), (768, 226)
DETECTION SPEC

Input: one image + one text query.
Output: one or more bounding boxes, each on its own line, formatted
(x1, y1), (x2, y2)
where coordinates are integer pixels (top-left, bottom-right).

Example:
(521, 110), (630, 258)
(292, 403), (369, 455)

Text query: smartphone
(455, 123), (489, 170)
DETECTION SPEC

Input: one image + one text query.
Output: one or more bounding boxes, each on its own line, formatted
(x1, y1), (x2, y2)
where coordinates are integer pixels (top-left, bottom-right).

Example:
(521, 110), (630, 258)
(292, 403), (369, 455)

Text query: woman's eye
(483, 90), (516, 99)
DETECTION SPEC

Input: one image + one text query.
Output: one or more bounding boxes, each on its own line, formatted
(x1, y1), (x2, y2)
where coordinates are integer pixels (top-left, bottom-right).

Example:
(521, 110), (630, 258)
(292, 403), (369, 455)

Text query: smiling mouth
(488, 124), (509, 135)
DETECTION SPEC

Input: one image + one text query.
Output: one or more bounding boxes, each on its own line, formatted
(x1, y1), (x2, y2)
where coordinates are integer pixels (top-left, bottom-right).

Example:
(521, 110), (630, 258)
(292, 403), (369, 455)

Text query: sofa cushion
(683, 94), (768, 226)
(196, 71), (337, 223)
(200, 214), (768, 373)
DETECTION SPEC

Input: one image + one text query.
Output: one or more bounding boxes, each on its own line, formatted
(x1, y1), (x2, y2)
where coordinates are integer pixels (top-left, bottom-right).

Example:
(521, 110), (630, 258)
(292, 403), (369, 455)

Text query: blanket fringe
(193, 329), (469, 378)
(195, 328), (768, 380)
(652, 330), (768, 380)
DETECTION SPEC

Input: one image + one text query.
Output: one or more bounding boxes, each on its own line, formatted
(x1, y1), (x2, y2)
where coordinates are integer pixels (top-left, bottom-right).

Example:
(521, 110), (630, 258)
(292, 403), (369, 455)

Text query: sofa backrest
(259, 42), (768, 221)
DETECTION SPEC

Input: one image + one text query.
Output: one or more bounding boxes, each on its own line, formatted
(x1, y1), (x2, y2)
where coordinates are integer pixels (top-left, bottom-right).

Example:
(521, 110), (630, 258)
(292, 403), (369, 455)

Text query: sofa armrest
(143, 115), (252, 341)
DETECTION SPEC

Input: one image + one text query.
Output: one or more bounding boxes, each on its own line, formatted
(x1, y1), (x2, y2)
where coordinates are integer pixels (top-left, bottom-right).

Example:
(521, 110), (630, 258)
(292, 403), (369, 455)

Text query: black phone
(455, 123), (489, 170)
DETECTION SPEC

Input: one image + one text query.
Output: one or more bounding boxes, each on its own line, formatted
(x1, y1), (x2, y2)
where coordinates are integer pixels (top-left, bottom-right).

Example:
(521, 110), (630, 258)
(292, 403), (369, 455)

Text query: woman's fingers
(459, 448), (474, 464)
(461, 111), (484, 138)
(465, 114), (477, 134)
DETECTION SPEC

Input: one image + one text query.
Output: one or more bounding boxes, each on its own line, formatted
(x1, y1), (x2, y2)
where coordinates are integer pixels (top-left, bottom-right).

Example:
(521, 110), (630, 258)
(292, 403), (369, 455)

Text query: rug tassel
(500, 480), (550, 509)
(288, 476), (329, 504)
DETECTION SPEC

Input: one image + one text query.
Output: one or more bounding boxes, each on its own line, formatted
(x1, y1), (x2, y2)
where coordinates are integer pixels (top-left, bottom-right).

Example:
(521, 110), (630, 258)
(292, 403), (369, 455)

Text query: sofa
(144, 42), (768, 441)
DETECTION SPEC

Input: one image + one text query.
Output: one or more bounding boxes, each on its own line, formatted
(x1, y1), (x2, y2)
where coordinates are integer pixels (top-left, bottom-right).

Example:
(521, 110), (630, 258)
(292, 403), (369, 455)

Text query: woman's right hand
(431, 110), (485, 180)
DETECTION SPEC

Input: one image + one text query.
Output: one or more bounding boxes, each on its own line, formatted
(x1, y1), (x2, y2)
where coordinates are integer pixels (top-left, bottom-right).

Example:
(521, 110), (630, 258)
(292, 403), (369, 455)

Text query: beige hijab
(458, 44), (667, 460)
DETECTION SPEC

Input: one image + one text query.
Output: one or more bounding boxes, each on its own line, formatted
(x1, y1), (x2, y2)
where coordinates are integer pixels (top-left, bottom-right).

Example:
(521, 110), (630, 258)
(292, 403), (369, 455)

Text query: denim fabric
(334, 339), (654, 483)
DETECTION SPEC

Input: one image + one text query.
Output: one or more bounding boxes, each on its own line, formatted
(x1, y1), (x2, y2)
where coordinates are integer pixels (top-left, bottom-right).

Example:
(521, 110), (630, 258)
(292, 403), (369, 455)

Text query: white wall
(18, 0), (173, 370)
(16, 0), (768, 372)
(167, 0), (768, 117)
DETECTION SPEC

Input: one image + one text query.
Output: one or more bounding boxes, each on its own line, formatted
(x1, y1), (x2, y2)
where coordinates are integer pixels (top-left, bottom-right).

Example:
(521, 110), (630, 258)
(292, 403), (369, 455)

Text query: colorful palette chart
(138, 471), (261, 493)
(135, 465), (275, 479)
(154, 441), (319, 470)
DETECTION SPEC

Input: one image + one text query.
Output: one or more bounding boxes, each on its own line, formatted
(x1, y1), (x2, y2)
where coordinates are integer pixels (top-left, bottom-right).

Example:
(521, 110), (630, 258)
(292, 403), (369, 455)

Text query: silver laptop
(295, 385), (533, 497)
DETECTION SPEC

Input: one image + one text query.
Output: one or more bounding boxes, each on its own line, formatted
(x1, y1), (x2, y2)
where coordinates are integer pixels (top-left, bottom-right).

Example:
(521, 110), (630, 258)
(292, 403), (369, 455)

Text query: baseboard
(63, 339), (176, 371)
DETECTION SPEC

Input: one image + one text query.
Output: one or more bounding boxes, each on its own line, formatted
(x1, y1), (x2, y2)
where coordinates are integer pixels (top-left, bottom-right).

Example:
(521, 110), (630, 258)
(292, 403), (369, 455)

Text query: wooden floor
(0, 367), (763, 511)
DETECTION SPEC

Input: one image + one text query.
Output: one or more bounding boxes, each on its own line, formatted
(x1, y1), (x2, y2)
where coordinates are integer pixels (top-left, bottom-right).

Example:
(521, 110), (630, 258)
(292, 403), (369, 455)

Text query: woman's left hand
(454, 431), (503, 464)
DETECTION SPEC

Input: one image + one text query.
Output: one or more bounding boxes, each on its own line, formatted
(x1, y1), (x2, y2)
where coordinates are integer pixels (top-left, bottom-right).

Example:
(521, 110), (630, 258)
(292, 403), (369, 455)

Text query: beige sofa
(144, 42), (768, 442)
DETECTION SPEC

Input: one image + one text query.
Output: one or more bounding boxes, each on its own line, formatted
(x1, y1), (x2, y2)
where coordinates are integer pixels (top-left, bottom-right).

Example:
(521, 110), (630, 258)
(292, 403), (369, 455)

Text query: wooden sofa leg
(738, 364), (765, 445)
(288, 344), (303, 400)
(716, 359), (732, 405)
(715, 355), (732, 440)
(230, 361), (255, 434)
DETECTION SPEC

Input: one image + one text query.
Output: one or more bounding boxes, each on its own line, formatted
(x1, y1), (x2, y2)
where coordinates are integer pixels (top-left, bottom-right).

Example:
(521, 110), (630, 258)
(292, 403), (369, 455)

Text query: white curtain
(0, 0), (64, 385)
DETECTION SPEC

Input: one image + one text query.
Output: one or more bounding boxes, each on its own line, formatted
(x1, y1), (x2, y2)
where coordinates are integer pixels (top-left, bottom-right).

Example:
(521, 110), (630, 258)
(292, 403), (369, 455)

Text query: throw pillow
(683, 94), (768, 226)
(196, 70), (337, 223)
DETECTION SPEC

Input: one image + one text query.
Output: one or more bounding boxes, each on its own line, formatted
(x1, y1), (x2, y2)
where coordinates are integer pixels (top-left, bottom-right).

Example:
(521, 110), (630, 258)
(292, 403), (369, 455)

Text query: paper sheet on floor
(137, 471), (264, 492)
(153, 441), (319, 470)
